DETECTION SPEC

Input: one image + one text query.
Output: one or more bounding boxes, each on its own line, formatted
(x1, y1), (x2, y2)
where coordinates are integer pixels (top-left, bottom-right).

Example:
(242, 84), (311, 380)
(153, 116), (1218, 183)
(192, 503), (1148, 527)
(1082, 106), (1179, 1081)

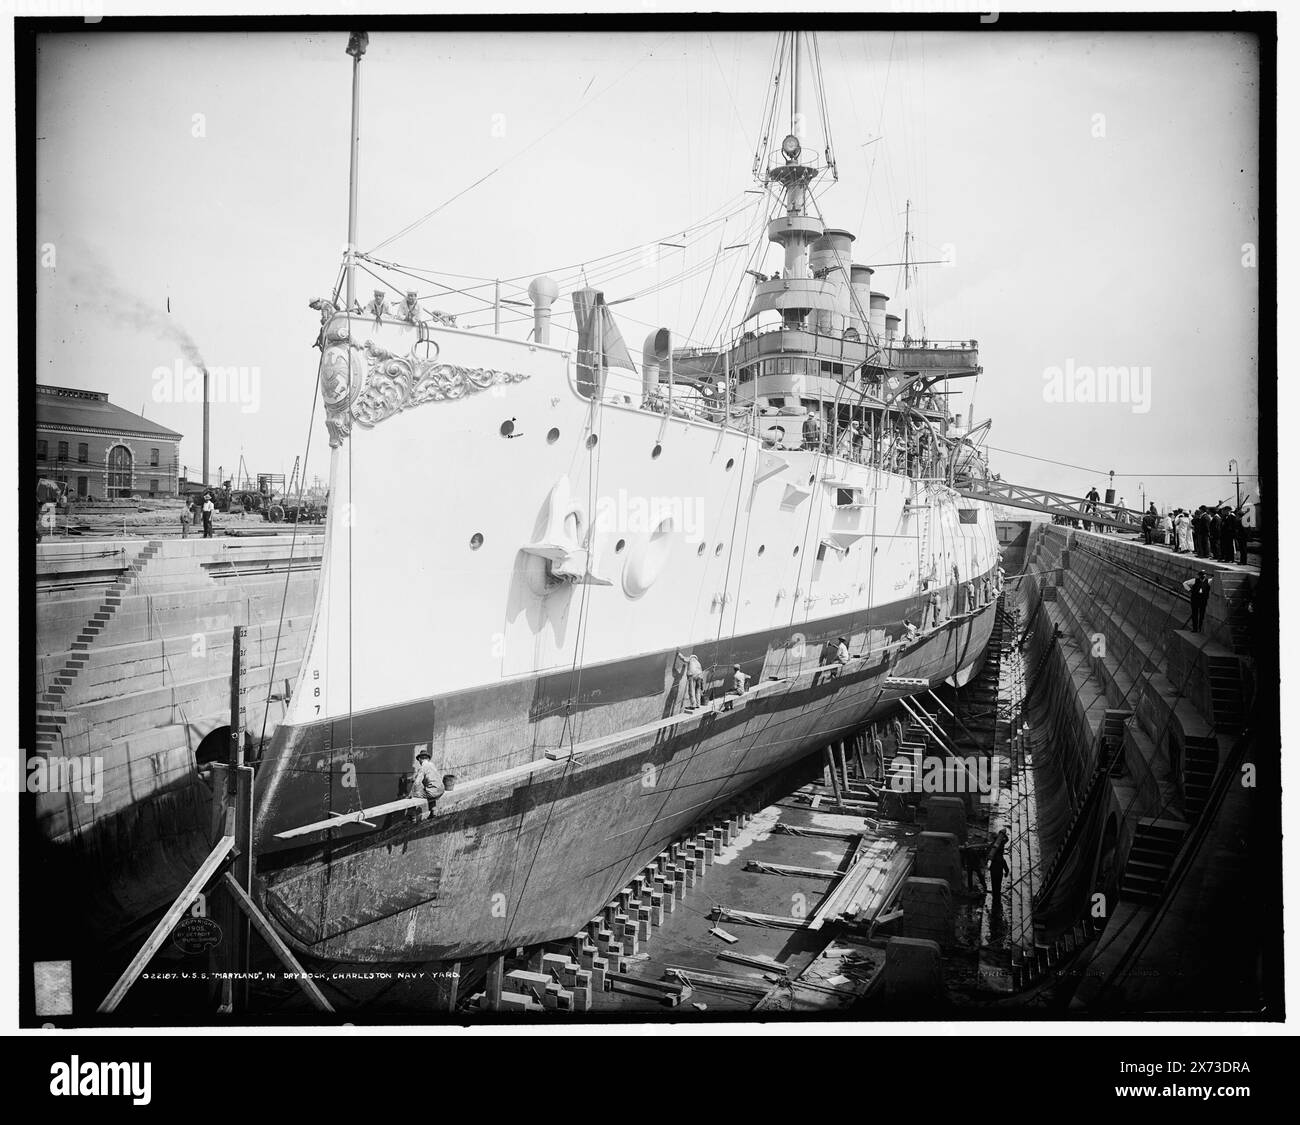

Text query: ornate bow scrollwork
(317, 323), (530, 447)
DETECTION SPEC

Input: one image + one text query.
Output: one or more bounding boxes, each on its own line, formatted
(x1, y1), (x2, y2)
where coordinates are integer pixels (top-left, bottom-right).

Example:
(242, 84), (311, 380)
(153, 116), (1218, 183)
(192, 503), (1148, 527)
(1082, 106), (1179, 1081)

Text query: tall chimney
(528, 276), (559, 345)
(202, 367), (209, 488)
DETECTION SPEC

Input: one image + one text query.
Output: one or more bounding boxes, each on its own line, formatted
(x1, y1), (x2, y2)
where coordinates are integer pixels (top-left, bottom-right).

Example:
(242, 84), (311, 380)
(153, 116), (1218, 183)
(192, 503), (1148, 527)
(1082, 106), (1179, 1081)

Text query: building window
(150, 479), (159, 494)
(77, 442), (88, 463)
(150, 448), (159, 466)
(36, 440), (46, 462)
(107, 444), (133, 498)
(76, 476), (88, 498)
(57, 440), (68, 460)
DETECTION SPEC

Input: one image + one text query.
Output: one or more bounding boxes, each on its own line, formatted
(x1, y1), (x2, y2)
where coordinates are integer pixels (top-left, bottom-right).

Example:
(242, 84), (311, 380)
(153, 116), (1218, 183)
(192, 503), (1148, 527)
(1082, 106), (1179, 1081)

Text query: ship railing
(614, 368), (953, 479)
(728, 321), (976, 354)
(671, 345), (723, 361)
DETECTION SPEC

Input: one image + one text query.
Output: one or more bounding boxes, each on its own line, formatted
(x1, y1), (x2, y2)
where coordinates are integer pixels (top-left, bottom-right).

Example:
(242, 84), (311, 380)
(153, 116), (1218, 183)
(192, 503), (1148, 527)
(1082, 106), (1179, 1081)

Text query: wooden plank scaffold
(97, 625), (334, 1015)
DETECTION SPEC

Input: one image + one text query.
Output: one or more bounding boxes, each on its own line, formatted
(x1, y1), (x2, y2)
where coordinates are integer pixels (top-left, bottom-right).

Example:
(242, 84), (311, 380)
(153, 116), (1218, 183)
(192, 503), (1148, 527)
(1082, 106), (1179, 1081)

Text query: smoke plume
(62, 242), (208, 373)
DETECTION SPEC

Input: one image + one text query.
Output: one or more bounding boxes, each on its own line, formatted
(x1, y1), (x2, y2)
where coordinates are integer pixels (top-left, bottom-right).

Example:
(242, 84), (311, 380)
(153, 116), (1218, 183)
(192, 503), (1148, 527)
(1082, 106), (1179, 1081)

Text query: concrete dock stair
(1120, 817), (1188, 905)
(34, 708), (67, 755)
(1013, 913), (1102, 990)
(1214, 572), (1255, 654)
(37, 540), (162, 750)
(40, 540), (159, 707)
(1205, 655), (1246, 732)
(1181, 737), (1220, 820)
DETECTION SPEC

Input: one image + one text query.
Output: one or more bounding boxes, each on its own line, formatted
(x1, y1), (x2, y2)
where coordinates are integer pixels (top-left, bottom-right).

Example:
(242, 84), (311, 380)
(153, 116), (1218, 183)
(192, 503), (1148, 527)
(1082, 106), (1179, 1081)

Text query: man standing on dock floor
(988, 829), (1009, 906)
(1183, 571), (1212, 632)
(201, 493), (214, 538)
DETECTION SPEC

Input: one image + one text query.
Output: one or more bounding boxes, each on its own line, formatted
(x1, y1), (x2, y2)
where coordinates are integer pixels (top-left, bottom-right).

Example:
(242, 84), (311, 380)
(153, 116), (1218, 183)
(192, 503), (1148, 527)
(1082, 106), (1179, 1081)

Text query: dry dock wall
(31, 535), (322, 934)
(1012, 524), (1254, 958)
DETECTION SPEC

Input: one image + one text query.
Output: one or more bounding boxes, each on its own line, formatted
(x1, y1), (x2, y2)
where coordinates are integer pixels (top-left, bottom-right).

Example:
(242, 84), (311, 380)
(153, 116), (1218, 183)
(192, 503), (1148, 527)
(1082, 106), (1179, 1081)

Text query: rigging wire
(378, 186), (753, 301)
(255, 317), (326, 757)
(354, 190), (759, 328)
(983, 445), (1258, 481)
(501, 319), (609, 946)
(365, 32), (677, 255)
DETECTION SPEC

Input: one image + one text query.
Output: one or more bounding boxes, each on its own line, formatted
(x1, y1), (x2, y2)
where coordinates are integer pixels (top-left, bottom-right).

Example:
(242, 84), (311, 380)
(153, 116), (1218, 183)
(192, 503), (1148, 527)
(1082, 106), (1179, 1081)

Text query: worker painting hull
(255, 597), (996, 961)
(249, 313), (1002, 961)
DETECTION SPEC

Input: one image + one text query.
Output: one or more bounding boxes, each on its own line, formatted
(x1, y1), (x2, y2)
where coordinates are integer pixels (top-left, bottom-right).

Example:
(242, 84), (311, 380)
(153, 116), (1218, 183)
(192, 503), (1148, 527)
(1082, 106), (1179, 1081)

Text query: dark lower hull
(254, 601), (996, 962)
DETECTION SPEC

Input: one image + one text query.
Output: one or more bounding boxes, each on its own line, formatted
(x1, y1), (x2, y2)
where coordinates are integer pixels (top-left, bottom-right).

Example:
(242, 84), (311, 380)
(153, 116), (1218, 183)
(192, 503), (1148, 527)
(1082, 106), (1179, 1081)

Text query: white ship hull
(251, 314), (1001, 960)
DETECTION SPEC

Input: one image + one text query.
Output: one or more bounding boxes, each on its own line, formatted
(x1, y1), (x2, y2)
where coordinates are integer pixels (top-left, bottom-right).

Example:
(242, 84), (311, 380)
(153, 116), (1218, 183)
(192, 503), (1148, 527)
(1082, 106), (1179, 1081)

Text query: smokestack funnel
(809, 228), (855, 333)
(869, 292), (889, 341)
(849, 265), (874, 336)
(528, 275), (559, 345)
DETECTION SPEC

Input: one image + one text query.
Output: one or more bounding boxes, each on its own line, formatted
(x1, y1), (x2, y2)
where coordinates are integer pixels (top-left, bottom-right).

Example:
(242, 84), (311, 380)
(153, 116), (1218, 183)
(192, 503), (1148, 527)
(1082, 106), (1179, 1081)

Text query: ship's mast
(344, 31), (368, 309)
(790, 30), (801, 174)
(903, 198), (910, 343)
(760, 32), (826, 321)
(782, 31), (811, 230)
(743, 32), (843, 333)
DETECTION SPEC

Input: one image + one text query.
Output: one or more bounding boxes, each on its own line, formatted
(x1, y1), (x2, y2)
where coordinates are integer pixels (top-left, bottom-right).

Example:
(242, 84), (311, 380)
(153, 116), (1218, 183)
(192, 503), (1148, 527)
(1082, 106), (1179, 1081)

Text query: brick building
(35, 384), (182, 500)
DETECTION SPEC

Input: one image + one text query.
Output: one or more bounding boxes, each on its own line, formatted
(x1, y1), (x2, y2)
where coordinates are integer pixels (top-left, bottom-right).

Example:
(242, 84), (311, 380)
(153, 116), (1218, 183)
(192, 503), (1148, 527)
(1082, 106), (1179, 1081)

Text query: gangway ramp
(953, 478), (1143, 533)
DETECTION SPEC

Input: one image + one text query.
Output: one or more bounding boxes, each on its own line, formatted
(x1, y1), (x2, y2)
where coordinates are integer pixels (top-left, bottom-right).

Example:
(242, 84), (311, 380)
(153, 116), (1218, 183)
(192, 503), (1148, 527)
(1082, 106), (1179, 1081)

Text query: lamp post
(1139, 482), (1145, 513)
(1228, 459), (1241, 512)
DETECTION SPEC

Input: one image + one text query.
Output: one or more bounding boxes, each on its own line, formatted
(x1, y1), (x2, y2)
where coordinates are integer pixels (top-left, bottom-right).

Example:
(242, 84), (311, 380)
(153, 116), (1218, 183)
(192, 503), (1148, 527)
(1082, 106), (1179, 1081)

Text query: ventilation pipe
(528, 276), (559, 345)
(643, 328), (671, 399)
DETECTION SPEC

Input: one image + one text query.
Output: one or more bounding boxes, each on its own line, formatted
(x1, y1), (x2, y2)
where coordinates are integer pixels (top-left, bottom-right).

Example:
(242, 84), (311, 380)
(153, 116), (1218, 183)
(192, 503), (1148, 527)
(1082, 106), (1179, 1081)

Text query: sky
(34, 28), (1260, 508)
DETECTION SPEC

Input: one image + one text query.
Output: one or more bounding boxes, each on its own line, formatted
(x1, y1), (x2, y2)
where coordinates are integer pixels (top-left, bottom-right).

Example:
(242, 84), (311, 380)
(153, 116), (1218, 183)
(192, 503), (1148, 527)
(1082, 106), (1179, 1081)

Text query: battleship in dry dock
(27, 30), (1272, 1022)
(247, 30), (1002, 962)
